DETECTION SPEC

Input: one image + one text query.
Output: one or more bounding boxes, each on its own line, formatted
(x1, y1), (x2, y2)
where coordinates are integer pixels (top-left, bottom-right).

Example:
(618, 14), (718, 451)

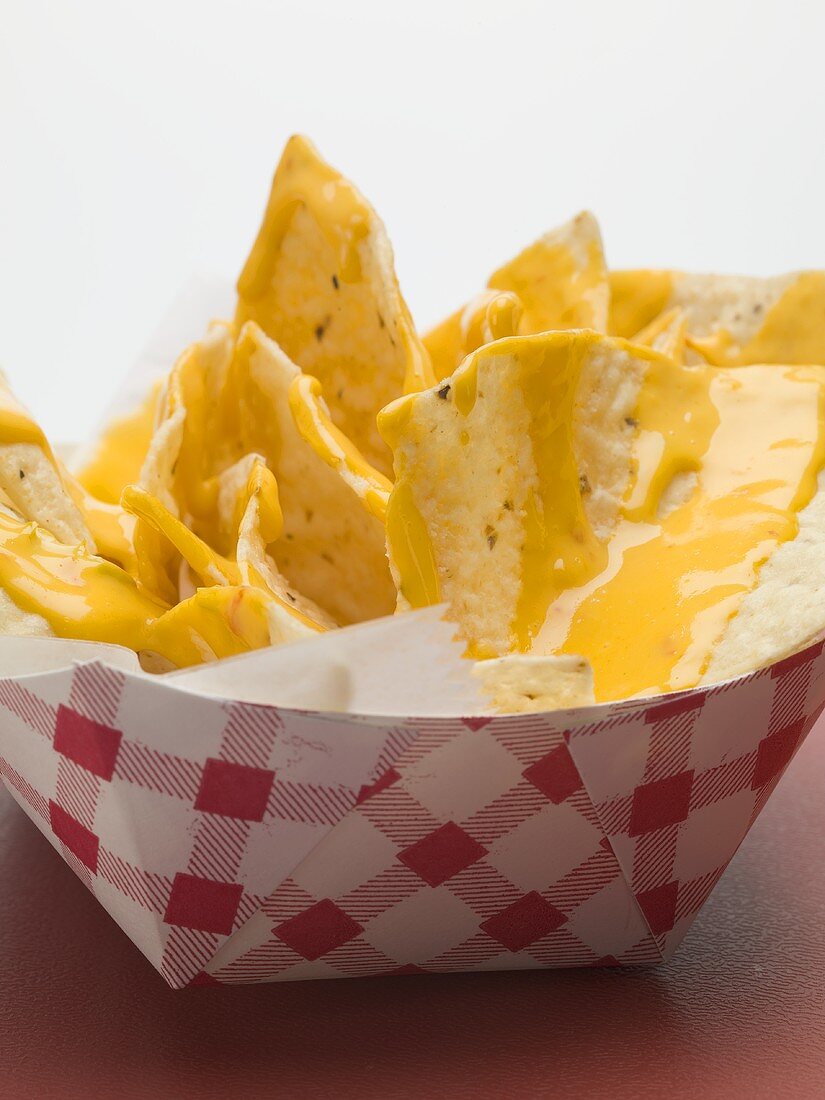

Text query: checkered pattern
(0, 639), (823, 989)
(0, 660), (414, 987)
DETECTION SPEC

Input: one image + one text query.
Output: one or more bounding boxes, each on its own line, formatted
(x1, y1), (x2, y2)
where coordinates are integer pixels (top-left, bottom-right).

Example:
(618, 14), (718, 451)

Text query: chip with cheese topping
(137, 318), (395, 626)
(235, 134), (433, 476)
(424, 211), (609, 380)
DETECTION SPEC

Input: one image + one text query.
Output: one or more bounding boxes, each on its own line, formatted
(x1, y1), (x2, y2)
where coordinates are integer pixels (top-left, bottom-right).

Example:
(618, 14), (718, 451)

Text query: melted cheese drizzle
(424, 290), (523, 380)
(608, 270), (674, 338)
(551, 365), (825, 699)
(288, 373), (392, 522)
(0, 502), (274, 667)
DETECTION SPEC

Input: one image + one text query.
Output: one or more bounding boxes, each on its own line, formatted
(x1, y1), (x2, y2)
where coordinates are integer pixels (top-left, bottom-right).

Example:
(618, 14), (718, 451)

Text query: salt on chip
(379, 330), (654, 657)
(424, 211), (610, 380)
(235, 134), (432, 476)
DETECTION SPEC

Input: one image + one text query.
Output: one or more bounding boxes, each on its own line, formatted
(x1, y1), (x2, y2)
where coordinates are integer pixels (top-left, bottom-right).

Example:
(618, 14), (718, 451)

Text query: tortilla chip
(235, 134), (432, 475)
(124, 469), (333, 645)
(474, 654), (595, 713)
(379, 331), (653, 657)
(234, 461), (335, 641)
(0, 374), (93, 547)
(288, 373), (392, 522)
(424, 211), (609, 380)
(0, 587), (53, 638)
(611, 269), (825, 366)
(702, 466), (825, 685)
(140, 319), (395, 625)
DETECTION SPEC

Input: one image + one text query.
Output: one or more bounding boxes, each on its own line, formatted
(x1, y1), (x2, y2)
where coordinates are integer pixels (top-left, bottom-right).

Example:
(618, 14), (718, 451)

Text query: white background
(2, 0), (825, 442)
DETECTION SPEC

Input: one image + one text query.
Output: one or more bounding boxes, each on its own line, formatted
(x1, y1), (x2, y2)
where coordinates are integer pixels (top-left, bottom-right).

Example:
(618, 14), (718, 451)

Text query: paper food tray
(1, 631), (822, 987)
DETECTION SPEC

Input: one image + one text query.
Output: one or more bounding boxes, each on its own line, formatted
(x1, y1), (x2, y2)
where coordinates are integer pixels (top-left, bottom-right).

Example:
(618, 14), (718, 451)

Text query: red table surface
(2, 718), (825, 1100)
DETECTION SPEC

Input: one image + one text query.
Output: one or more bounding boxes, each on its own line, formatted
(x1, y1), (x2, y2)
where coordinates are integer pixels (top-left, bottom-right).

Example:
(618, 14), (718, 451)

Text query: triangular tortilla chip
(379, 331), (654, 657)
(137, 319), (395, 625)
(424, 211), (609, 380)
(235, 134), (432, 475)
(0, 373), (93, 547)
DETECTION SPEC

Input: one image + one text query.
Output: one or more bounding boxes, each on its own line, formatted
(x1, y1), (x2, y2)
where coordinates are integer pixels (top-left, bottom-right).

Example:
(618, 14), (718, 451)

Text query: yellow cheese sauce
(498, 339), (608, 652)
(75, 383), (161, 505)
(551, 366), (825, 700)
(0, 506), (165, 646)
(424, 290), (524, 381)
(64, 471), (138, 574)
(123, 485), (240, 588)
(0, 501), (279, 667)
(608, 270), (674, 338)
(0, 407), (51, 451)
(384, 480), (441, 608)
(288, 373), (392, 522)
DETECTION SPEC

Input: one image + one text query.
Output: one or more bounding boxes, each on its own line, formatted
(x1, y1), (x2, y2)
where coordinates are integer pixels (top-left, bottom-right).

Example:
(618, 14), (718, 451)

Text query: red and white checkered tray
(1, 628), (822, 987)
